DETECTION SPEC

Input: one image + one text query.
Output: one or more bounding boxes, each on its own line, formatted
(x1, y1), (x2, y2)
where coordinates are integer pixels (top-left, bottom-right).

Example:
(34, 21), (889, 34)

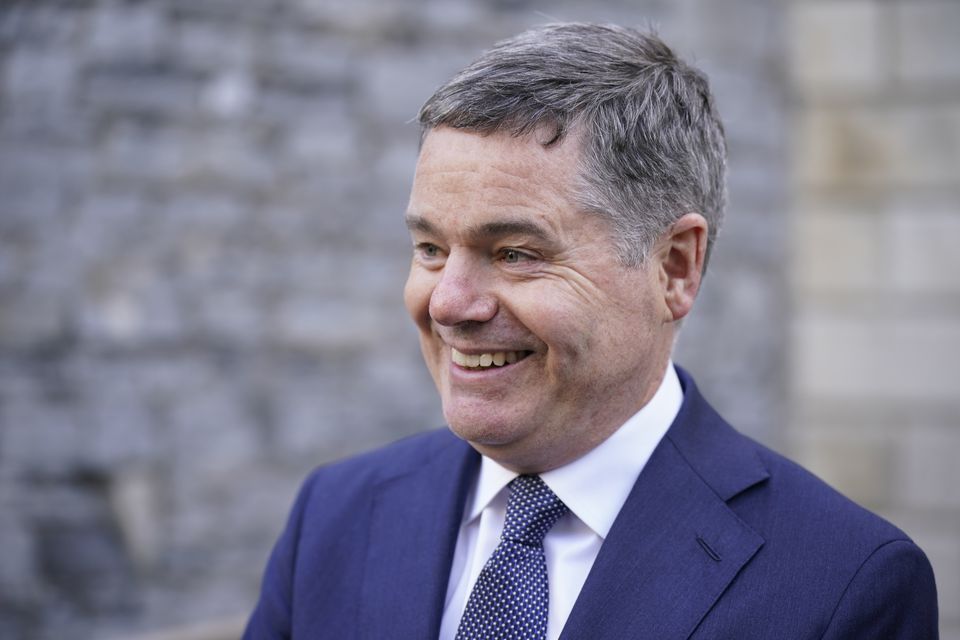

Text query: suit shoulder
(749, 442), (939, 635)
(672, 369), (911, 549)
(741, 436), (912, 552)
(669, 370), (938, 637)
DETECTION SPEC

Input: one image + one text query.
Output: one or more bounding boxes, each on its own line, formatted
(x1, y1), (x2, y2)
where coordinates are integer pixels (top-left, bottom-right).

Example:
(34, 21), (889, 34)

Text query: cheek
(524, 287), (647, 374)
(512, 294), (596, 364)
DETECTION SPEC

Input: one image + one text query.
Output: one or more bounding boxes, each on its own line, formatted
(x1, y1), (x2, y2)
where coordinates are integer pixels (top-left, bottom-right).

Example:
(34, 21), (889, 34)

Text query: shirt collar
(462, 362), (684, 538)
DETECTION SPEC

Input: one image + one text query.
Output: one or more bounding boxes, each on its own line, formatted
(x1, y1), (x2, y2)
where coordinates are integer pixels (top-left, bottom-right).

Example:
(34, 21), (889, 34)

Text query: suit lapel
(560, 371), (769, 639)
(359, 434), (479, 640)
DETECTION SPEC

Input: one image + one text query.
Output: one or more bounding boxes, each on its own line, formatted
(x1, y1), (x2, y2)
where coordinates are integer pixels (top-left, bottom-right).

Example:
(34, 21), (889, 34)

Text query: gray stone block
(895, 1), (960, 84)
(795, 105), (960, 190)
(85, 2), (168, 65)
(82, 67), (202, 120)
(793, 309), (960, 401)
(170, 20), (256, 72)
(3, 45), (77, 105)
(896, 426), (960, 510)
(788, 1), (885, 95)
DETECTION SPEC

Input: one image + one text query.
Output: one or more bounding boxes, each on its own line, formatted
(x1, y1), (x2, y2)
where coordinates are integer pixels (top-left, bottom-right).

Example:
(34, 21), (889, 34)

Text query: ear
(655, 213), (708, 322)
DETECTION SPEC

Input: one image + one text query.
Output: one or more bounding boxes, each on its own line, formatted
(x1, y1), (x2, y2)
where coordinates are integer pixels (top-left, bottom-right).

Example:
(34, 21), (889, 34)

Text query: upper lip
(448, 345), (530, 355)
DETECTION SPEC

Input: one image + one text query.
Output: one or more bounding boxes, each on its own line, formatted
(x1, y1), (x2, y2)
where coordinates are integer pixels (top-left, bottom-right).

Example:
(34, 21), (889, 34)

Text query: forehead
(408, 127), (581, 219)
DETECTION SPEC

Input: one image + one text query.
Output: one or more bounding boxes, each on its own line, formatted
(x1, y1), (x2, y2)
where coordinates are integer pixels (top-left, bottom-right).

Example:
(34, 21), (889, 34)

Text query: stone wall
(787, 1), (960, 637)
(1, 0), (952, 638)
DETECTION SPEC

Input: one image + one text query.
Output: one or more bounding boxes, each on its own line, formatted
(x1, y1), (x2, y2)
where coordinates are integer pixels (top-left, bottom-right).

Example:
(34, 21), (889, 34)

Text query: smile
(451, 348), (530, 369)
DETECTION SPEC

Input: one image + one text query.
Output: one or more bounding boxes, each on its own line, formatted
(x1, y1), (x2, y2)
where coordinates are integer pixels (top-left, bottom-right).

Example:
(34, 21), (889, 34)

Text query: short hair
(418, 22), (727, 270)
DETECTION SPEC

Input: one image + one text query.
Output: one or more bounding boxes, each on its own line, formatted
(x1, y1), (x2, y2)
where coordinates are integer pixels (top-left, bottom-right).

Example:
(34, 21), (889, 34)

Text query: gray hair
(418, 23), (727, 269)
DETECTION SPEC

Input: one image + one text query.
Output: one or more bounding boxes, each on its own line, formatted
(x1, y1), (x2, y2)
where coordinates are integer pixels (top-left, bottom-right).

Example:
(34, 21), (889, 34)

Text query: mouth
(451, 347), (532, 370)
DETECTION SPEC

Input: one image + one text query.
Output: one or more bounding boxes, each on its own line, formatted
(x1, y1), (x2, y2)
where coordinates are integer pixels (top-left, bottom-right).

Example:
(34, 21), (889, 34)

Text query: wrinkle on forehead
(416, 126), (581, 189)
(409, 127), (583, 230)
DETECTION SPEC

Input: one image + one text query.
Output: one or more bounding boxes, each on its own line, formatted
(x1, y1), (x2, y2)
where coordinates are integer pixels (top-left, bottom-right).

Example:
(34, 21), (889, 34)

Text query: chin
(444, 406), (527, 448)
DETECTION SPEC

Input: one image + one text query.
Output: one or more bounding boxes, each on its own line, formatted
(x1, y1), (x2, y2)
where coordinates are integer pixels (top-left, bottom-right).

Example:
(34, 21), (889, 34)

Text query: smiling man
(404, 126), (687, 474)
(245, 24), (938, 639)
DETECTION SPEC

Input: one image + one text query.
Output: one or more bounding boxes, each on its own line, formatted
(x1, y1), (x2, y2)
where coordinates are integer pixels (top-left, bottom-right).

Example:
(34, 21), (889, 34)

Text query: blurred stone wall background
(0, 0), (955, 638)
(787, 2), (960, 636)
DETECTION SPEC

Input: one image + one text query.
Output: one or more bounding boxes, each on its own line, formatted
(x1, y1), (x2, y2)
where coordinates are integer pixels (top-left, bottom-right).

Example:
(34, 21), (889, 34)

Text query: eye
(414, 242), (444, 264)
(499, 248), (534, 264)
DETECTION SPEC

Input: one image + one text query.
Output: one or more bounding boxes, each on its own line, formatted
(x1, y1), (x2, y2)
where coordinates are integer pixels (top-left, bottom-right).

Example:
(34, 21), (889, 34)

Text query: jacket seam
(817, 537), (914, 640)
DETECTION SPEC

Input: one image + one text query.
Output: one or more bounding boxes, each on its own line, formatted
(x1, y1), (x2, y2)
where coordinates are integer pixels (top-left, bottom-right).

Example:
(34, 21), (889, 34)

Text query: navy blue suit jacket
(245, 369), (938, 638)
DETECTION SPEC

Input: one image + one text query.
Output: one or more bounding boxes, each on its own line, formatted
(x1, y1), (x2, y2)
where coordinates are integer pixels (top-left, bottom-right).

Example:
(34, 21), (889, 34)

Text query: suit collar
(359, 431), (479, 640)
(560, 367), (769, 639)
(667, 366), (770, 501)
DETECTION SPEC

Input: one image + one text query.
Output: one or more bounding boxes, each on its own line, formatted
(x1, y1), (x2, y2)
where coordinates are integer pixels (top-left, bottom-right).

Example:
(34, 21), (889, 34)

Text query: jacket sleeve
(242, 473), (317, 640)
(820, 539), (939, 640)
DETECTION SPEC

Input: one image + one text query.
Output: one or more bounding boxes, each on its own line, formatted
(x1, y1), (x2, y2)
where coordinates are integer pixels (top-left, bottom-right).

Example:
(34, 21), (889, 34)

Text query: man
(245, 23), (938, 639)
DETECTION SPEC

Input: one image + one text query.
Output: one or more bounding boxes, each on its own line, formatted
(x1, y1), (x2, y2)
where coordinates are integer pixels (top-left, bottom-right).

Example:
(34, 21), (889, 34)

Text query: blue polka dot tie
(455, 475), (569, 640)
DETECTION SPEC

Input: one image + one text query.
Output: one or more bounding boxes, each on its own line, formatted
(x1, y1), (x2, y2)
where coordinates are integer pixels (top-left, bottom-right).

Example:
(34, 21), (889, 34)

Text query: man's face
(404, 127), (675, 472)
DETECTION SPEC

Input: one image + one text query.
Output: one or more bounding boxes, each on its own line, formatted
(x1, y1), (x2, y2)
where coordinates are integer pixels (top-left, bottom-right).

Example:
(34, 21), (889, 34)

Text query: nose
(428, 255), (498, 327)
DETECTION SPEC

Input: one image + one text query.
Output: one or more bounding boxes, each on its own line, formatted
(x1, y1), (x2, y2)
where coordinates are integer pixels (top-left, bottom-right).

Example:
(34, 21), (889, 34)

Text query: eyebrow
(405, 214), (554, 244)
(404, 213), (437, 234)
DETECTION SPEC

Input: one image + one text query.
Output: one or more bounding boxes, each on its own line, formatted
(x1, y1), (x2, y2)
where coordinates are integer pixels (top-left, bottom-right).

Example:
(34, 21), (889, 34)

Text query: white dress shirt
(438, 363), (684, 640)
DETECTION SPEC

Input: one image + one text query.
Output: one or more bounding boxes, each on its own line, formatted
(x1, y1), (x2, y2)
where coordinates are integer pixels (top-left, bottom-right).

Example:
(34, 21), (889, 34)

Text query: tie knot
(501, 475), (568, 547)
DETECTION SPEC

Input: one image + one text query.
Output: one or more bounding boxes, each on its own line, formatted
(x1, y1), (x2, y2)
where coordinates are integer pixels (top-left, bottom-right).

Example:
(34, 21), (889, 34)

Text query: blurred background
(0, 0), (957, 638)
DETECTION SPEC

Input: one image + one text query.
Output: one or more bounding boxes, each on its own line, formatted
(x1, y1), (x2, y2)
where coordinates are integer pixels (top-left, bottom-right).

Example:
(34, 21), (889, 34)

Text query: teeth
(452, 348), (524, 369)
